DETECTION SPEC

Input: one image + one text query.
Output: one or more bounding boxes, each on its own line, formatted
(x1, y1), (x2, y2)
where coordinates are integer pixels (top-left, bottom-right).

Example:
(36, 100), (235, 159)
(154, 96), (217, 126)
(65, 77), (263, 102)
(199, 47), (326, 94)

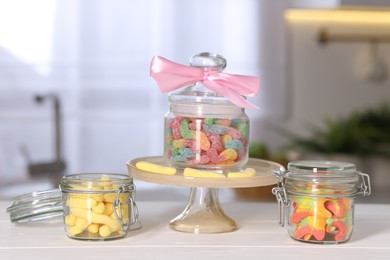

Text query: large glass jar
(272, 160), (371, 244)
(164, 53), (250, 171)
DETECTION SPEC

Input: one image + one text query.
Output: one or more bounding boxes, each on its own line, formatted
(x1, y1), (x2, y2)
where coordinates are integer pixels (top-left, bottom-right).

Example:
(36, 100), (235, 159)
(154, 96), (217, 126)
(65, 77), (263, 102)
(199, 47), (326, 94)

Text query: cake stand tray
(127, 156), (284, 234)
(127, 156), (283, 188)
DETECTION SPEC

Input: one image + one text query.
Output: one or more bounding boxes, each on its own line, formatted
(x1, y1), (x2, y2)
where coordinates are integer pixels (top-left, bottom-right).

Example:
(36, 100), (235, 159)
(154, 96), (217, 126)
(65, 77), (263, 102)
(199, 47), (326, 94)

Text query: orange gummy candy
(294, 215), (327, 241)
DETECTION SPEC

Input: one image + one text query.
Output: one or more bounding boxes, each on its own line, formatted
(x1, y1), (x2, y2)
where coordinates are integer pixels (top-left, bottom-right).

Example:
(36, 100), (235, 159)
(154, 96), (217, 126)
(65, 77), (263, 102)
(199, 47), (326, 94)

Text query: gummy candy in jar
(272, 160), (371, 244)
(150, 52), (260, 171)
(60, 173), (141, 241)
(6, 173), (141, 241)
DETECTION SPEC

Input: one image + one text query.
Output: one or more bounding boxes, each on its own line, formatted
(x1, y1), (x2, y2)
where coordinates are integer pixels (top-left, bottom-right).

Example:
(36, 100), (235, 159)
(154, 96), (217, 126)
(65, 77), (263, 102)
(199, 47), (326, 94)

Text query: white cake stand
(127, 156), (284, 234)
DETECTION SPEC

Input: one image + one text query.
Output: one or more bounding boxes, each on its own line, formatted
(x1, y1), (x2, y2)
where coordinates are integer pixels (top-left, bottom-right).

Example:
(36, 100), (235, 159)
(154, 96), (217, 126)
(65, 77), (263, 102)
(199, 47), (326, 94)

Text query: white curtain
(0, 0), (292, 184)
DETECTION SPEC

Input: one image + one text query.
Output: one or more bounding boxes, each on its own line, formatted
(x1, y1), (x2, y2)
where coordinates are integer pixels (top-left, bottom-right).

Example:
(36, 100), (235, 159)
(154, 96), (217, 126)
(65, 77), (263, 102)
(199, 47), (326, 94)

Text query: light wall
(284, 8), (390, 136)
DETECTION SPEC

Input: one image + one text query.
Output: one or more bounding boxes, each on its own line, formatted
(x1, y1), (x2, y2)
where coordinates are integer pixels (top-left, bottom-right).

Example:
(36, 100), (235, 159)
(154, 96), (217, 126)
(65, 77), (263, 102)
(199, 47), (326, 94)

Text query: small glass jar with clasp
(60, 173), (141, 241)
(272, 160), (371, 244)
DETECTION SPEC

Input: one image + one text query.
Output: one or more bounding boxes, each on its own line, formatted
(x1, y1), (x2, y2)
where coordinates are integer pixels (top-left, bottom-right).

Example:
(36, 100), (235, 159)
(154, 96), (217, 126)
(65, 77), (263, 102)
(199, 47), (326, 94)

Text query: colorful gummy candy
(165, 116), (249, 169)
(63, 176), (131, 239)
(290, 196), (352, 243)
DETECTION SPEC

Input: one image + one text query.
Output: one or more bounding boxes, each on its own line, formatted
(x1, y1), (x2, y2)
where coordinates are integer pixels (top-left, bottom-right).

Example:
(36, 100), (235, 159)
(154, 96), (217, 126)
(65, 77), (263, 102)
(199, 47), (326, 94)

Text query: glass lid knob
(189, 52), (227, 71)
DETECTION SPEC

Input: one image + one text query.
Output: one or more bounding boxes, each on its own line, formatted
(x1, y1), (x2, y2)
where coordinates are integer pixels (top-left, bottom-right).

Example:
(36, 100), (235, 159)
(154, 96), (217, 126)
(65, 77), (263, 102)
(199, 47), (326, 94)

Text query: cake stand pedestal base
(169, 187), (237, 233)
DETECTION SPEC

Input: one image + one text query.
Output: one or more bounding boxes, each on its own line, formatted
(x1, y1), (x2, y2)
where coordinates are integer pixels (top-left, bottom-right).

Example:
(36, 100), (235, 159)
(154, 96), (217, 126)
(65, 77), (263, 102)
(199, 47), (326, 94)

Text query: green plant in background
(284, 103), (390, 157)
(249, 142), (270, 159)
(249, 142), (288, 167)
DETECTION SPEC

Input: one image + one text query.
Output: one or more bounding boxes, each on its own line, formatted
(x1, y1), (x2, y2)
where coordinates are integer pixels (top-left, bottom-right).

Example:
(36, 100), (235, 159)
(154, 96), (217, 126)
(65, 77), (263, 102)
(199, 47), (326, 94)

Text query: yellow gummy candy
(99, 175), (113, 188)
(104, 202), (114, 216)
(88, 223), (100, 234)
(64, 175), (131, 239)
(221, 134), (232, 145)
(136, 161), (177, 175)
(68, 197), (98, 209)
(70, 207), (121, 231)
(99, 225), (112, 237)
(74, 217), (89, 230)
(172, 139), (185, 148)
(227, 168), (256, 178)
(65, 214), (76, 226)
(69, 226), (84, 236)
(183, 167), (226, 178)
(92, 202), (106, 214)
(220, 148), (238, 160)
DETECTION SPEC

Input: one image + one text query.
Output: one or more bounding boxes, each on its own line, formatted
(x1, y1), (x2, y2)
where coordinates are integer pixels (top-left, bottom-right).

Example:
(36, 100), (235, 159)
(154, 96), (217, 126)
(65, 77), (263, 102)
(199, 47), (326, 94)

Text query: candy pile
(289, 196), (352, 242)
(63, 176), (130, 240)
(165, 116), (249, 168)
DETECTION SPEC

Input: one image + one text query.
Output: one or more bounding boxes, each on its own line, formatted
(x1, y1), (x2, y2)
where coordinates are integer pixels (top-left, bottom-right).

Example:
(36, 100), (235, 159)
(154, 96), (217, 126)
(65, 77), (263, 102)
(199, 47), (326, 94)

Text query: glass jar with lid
(162, 53), (252, 171)
(7, 173), (141, 241)
(272, 160), (371, 244)
(60, 173), (141, 241)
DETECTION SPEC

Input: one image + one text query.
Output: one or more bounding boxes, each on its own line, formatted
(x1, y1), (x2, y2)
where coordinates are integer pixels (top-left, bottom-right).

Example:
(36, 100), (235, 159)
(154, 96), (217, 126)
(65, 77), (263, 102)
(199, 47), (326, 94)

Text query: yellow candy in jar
(61, 174), (136, 240)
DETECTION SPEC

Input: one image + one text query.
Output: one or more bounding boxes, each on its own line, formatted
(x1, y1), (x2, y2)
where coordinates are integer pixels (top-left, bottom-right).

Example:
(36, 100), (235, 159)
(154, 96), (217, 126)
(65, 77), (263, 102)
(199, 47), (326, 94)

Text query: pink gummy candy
(206, 133), (224, 152)
(188, 118), (204, 131)
(169, 119), (182, 140)
(188, 154), (210, 165)
(226, 126), (242, 139)
(206, 148), (221, 164)
(333, 220), (348, 241)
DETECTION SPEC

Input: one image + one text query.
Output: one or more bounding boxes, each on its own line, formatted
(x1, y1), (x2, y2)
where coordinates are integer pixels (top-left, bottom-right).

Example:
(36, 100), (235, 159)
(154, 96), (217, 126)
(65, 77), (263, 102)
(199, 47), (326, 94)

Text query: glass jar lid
(60, 173), (134, 193)
(275, 160), (371, 197)
(170, 53), (226, 101)
(168, 53), (243, 116)
(6, 189), (63, 223)
(286, 160), (358, 180)
(288, 160), (356, 172)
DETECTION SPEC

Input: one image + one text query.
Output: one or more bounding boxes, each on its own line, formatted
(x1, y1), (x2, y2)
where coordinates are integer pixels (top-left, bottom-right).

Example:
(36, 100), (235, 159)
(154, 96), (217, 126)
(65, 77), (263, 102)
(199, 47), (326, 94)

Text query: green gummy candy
(238, 123), (249, 138)
(180, 120), (194, 139)
(170, 146), (180, 156)
(204, 118), (214, 125)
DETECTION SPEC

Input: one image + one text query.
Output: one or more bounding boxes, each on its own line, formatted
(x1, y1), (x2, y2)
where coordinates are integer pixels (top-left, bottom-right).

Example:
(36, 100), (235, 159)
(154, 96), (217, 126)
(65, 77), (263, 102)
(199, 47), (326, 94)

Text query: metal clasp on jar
(272, 169), (290, 227)
(357, 172), (371, 197)
(113, 184), (142, 233)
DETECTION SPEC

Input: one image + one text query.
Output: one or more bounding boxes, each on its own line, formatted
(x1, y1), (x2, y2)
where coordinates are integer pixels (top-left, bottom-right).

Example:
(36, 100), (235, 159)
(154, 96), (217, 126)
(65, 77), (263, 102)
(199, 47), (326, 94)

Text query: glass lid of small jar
(284, 160), (361, 196)
(6, 189), (63, 223)
(286, 160), (358, 179)
(60, 173), (134, 191)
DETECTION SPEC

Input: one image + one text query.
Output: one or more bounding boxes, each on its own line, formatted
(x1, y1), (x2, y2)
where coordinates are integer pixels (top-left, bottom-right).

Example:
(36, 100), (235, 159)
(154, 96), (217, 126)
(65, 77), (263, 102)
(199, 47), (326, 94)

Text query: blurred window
(0, 0), (310, 183)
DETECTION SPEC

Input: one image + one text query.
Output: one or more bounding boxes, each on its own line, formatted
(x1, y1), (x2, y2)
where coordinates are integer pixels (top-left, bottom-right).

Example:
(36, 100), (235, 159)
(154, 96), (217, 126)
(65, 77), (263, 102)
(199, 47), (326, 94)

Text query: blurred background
(0, 0), (389, 202)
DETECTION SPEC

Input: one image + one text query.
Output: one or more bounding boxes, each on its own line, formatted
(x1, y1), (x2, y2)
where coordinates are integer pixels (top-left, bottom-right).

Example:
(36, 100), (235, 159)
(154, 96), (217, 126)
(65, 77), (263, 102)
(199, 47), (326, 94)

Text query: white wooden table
(1, 200), (389, 259)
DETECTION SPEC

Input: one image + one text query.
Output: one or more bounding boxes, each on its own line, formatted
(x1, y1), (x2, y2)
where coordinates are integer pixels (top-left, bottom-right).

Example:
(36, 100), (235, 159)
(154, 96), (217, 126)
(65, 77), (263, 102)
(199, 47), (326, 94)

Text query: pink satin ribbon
(150, 56), (260, 109)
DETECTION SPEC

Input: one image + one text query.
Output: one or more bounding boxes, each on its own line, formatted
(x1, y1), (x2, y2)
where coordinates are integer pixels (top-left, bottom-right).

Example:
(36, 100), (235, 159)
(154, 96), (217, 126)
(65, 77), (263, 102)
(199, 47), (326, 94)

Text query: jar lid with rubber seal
(272, 160), (371, 244)
(7, 188), (63, 223)
(7, 173), (141, 241)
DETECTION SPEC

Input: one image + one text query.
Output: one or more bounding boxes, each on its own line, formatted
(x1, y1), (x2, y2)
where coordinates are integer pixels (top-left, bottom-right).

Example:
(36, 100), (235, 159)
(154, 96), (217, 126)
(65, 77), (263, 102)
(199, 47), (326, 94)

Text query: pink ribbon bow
(150, 56), (260, 109)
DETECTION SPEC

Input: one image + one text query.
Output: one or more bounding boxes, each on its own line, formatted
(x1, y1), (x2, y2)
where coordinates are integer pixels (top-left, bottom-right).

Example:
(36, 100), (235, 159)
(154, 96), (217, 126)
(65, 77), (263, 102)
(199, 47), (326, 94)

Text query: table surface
(1, 200), (390, 259)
